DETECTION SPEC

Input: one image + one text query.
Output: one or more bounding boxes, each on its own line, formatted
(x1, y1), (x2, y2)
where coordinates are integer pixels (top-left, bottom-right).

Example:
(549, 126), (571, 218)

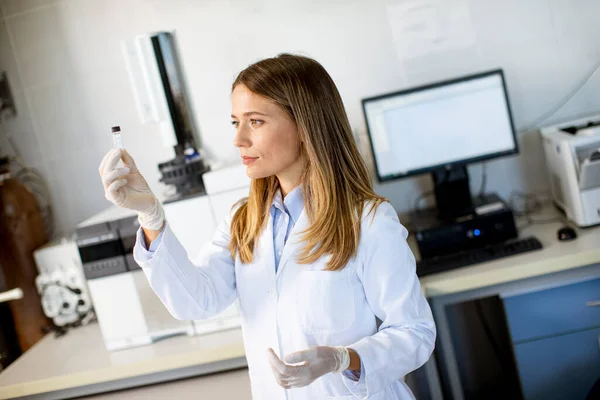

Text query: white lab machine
(541, 115), (600, 227)
(75, 164), (249, 350)
(76, 208), (195, 351)
(33, 239), (94, 328)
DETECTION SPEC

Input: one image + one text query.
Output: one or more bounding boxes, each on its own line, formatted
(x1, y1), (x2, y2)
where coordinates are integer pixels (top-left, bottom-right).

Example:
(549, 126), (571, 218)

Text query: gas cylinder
(0, 156), (49, 351)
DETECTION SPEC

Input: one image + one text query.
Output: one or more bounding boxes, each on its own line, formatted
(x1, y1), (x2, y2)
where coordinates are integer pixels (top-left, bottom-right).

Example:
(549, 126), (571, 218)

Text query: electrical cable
(477, 162), (487, 199)
(413, 189), (433, 212)
(522, 57), (600, 132)
(509, 190), (566, 230)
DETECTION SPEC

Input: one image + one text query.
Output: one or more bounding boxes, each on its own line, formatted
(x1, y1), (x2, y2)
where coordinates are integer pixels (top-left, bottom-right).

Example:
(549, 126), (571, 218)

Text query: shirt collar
(271, 184), (304, 224)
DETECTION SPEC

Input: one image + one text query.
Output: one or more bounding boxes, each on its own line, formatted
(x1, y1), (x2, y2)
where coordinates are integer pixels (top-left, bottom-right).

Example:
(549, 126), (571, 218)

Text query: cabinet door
(513, 327), (600, 400)
(503, 278), (600, 343)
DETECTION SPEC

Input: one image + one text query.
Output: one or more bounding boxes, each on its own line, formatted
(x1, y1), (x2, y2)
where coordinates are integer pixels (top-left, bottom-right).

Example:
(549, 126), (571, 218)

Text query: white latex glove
(99, 148), (165, 230)
(267, 346), (351, 389)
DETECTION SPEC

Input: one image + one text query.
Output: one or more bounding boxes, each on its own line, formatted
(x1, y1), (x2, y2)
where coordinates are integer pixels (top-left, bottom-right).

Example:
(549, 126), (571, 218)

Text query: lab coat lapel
(276, 208), (309, 277)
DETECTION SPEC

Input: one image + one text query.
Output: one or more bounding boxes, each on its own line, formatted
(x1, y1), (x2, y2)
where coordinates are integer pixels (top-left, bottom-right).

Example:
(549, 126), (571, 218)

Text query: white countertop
(82, 368), (252, 400)
(0, 324), (246, 399)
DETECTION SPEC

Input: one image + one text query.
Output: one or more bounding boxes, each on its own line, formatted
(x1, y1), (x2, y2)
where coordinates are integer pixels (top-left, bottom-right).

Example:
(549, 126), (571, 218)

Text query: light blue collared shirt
(270, 185), (304, 271)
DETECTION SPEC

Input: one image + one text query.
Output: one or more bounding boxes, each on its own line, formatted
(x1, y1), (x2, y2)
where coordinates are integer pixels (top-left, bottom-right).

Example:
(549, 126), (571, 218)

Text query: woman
(99, 54), (435, 399)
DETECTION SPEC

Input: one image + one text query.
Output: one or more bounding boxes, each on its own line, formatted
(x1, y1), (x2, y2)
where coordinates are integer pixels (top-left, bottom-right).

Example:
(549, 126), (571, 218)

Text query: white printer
(541, 115), (600, 227)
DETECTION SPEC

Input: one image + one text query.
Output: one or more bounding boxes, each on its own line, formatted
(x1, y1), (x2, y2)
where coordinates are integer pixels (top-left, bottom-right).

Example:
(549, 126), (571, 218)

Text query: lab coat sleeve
(342, 202), (436, 398)
(133, 218), (237, 321)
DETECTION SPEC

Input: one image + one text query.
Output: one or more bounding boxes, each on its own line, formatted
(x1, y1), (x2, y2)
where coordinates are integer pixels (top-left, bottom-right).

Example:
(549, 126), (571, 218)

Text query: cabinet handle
(586, 301), (600, 307)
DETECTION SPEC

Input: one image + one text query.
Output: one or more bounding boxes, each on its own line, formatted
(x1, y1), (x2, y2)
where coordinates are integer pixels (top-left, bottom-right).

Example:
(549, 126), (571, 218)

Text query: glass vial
(112, 126), (123, 149)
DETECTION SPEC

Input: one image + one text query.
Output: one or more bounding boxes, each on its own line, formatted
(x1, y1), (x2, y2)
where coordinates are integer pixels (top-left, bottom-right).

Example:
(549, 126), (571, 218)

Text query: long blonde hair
(229, 54), (386, 271)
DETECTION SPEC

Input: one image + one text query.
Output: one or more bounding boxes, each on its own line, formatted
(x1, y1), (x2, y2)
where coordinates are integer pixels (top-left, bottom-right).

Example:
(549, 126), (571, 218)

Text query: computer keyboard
(416, 236), (543, 277)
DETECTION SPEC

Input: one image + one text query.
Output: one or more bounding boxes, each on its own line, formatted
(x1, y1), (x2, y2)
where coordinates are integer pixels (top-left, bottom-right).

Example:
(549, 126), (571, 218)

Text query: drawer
(513, 327), (600, 400)
(503, 278), (600, 343)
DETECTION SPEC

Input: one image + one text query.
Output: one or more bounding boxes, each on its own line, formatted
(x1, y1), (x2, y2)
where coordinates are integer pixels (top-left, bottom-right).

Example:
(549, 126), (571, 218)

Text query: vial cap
(111, 126), (121, 133)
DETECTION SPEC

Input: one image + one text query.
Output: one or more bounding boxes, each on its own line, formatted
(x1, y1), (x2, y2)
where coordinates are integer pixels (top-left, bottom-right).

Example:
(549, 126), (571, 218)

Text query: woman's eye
(250, 119), (264, 126)
(231, 120), (239, 128)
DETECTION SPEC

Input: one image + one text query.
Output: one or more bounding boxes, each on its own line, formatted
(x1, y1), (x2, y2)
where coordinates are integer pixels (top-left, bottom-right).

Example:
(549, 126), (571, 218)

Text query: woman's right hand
(99, 149), (165, 230)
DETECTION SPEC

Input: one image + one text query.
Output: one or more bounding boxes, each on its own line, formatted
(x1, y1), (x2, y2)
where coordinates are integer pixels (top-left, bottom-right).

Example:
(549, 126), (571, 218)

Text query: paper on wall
(386, 0), (477, 60)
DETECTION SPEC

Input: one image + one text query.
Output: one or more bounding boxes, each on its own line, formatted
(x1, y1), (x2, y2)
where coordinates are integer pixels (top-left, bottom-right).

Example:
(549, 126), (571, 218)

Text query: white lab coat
(134, 201), (436, 399)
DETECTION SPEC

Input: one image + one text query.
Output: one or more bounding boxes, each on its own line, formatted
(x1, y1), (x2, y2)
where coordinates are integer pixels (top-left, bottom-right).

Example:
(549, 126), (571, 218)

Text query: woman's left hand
(267, 346), (350, 389)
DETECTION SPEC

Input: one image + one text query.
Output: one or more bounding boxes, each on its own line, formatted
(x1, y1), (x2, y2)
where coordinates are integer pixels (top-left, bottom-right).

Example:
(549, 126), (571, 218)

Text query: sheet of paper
(386, 0), (477, 60)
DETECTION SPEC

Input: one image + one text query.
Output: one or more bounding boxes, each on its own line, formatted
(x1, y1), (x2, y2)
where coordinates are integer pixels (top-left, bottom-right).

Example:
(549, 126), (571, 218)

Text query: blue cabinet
(513, 327), (600, 400)
(503, 278), (600, 400)
(503, 278), (600, 343)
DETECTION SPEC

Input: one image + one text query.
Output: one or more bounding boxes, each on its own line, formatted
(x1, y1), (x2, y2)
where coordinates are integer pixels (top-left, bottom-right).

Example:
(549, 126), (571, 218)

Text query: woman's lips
(242, 156), (258, 165)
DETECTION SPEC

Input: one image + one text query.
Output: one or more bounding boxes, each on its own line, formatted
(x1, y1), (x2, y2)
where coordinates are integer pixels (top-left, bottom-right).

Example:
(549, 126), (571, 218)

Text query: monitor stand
(431, 165), (473, 221)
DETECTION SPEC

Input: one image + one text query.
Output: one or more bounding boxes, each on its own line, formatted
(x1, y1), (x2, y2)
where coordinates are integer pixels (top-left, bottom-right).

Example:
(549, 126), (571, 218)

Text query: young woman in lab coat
(99, 54), (436, 399)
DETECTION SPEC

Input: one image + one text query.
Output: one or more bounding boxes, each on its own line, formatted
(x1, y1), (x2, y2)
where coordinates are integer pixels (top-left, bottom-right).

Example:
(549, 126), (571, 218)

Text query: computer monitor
(362, 69), (518, 219)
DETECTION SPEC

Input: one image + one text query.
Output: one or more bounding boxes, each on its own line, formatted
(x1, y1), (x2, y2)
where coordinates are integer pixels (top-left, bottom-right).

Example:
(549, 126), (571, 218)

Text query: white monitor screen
(363, 72), (517, 180)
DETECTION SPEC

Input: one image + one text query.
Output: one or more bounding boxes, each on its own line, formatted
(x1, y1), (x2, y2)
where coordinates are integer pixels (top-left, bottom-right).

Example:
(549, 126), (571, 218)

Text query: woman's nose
(233, 125), (250, 148)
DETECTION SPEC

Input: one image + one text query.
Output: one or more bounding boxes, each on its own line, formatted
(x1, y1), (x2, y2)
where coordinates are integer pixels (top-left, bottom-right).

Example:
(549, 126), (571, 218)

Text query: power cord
(477, 162), (487, 199)
(413, 189), (433, 212)
(508, 190), (565, 230)
(522, 56), (600, 132)
(508, 190), (550, 216)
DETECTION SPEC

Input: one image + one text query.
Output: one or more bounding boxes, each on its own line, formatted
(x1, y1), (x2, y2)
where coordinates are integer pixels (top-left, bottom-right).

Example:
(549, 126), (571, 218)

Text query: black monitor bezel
(361, 69), (519, 183)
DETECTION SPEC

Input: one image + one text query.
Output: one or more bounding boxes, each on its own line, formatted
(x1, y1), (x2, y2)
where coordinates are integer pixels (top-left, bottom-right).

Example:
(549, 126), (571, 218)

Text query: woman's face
(231, 84), (304, 182)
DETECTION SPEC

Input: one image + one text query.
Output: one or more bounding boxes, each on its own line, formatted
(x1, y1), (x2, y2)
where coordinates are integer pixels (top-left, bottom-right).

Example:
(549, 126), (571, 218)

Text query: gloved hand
(99, 148), (164, 230)
(267, 346), (350, 389)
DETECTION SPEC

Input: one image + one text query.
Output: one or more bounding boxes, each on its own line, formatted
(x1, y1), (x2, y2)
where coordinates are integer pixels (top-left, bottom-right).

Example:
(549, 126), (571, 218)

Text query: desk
(2, 210), (599, 400)
(79, 368), (251, 399)
(412, 209), (600, 400)
(0, 324), (247, 400)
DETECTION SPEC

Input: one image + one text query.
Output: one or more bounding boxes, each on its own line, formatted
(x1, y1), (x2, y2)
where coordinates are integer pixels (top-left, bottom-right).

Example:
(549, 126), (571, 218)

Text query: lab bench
(0, 324), (247, 399)
(415, 206), (600, 400)
(2, 207), (600, 399)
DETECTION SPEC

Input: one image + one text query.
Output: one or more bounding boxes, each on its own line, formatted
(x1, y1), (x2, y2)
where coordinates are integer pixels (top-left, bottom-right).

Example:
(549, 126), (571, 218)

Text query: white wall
(0, 0), (599, 236)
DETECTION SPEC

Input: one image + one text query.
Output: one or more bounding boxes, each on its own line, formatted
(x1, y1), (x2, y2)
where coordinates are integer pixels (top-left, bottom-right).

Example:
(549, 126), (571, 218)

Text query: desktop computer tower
(411, 193), (518, 260)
